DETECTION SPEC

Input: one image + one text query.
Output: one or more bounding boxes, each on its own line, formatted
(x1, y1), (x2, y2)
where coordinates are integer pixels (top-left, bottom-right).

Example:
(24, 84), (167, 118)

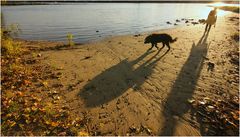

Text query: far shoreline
(1, 1), (239, 6)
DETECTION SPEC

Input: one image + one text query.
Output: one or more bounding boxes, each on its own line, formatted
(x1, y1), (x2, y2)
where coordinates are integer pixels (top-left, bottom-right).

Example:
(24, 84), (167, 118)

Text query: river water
(2, 3), (230, 43)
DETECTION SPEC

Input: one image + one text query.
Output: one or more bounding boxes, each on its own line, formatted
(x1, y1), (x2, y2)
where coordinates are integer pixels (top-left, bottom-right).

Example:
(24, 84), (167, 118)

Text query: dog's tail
(170, 37), (178, 43)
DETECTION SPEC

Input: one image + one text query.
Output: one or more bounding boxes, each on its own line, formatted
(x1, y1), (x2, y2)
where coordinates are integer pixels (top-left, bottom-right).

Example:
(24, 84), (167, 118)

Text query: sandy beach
(4, 12), (239, 135)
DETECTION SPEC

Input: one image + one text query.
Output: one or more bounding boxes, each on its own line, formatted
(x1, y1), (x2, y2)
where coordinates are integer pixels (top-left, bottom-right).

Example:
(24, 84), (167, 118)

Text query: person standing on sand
(205, 7), (217, 32)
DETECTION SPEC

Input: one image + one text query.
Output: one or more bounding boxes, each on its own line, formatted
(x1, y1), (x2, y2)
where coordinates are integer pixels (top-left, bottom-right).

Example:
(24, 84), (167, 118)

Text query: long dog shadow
(78, 48), (169, 108)
(159, 32), (210, 135)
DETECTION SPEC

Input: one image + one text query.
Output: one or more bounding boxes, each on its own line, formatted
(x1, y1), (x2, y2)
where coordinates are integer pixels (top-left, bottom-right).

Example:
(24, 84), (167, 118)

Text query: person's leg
(205, 24), (209, 32)
(208, 25), (212, 32)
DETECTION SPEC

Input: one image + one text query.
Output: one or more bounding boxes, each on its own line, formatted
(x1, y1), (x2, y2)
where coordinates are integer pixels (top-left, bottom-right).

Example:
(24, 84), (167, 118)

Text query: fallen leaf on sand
(78, 131), (89, 136)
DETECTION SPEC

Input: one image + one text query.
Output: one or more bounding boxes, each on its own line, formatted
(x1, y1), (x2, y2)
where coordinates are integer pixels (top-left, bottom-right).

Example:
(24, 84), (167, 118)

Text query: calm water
(2, 3), (229, 43)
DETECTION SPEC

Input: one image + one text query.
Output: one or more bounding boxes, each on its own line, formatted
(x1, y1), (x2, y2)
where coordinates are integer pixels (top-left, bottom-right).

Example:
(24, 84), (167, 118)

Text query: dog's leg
(154, 43), (159, 49)
(166, 43), (171, 51)
(160, 43), (165, 50)
(148, 43), (154, 50)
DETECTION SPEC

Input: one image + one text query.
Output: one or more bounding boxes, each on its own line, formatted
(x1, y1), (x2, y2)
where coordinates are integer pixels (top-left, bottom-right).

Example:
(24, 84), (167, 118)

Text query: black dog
(144, 33), (177, 50)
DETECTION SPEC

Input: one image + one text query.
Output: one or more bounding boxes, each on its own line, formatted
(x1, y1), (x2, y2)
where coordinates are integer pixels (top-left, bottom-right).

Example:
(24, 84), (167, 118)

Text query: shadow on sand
(159, 32), (210, 135)
(79, 47), (169, 108)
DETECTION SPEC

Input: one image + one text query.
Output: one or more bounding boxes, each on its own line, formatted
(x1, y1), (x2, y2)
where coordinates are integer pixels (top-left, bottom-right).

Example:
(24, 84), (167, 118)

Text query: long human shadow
(159, 32), (210, 135)
(79, 47), (169, 108)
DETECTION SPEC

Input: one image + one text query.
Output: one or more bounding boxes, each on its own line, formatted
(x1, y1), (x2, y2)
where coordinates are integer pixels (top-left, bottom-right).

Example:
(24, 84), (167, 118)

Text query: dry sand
(22, 12), (239, 135)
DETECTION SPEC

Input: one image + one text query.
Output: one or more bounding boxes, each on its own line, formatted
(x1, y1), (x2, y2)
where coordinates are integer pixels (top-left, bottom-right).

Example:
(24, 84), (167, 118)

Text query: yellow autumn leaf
(10, 121), (16, 127)
(18, 124), (24, 129)
(35, 97), (42, 102)
(51, 121), (59, 127)
(46, 102), (53, 107)
(42, 81), (48, 87)
(24, 108), (31, 113)
(31, 106), (37, 111)
(23, 114), (30, 119)
(6, 113), (12, 118)
(78, 131), (89, 136)
(25, 119), (31, 124)
(24, 80), (31, 85)
(16, 91), (23, 96)
(5, 90), (14, 98)
(34, 102), (38, 106)
(45, 120), (51, 125)
(33, 118), (37, 123)
(39, 108), (46, 112)
(99, 123), (104, 128)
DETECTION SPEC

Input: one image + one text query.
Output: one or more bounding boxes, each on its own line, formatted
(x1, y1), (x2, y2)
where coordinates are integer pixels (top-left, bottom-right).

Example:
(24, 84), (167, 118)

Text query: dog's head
(144, 35), (152, 44)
